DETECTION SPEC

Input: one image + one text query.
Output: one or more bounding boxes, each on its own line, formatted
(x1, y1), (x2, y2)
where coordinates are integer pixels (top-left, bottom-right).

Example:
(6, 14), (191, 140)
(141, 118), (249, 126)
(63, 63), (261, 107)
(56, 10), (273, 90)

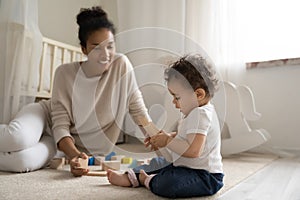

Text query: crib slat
(72, 51), (77, 62)
(62, 48), (65, 63)
(43, 37), (81, 52)
(35, 37), (84, 99)
(38, 42), (48, 94)
(49, 45), (57, 95)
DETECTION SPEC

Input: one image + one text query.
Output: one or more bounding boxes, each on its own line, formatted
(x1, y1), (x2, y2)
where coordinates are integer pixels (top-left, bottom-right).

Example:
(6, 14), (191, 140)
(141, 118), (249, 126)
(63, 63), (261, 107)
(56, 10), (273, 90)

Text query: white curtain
(105, 0), (240, 81)
(185, 0), (243, 81)
(104, 0), (243, 140)
(103, 0), (235, 133)
(0, 0), (42, 123)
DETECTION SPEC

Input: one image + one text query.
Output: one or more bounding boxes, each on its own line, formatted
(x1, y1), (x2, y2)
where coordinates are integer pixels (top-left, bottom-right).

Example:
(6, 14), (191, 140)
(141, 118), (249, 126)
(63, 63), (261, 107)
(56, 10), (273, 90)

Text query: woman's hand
(150, 130), (171, 148)
(70, 152), (89, 177)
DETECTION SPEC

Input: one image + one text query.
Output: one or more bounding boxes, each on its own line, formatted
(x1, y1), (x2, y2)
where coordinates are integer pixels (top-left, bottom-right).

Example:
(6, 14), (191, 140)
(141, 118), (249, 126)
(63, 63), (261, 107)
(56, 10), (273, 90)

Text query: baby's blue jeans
(133, 156), (224, 198)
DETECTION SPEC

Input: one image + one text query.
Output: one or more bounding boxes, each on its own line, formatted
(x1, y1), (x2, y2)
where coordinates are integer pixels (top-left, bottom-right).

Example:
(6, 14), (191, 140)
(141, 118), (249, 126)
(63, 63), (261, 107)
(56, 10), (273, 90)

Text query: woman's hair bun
(77, 6), (108, 27)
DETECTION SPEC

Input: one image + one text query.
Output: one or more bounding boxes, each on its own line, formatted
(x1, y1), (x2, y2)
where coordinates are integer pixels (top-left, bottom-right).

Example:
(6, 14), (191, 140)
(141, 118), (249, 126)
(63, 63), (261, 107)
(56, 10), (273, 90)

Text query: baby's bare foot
(107, 169), (131, 187)
(139, 169), (149, 186)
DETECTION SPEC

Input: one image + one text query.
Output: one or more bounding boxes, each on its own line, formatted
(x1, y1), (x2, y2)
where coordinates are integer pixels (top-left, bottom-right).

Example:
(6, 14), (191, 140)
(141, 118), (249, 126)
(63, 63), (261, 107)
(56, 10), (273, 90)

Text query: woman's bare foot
(139, 169), (149, 186)
(107, 169), (131, 187)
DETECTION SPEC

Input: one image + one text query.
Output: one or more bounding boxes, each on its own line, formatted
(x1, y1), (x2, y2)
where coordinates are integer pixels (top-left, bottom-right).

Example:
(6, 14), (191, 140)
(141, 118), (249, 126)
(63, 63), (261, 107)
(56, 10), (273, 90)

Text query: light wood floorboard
(218, 157), (300, 200)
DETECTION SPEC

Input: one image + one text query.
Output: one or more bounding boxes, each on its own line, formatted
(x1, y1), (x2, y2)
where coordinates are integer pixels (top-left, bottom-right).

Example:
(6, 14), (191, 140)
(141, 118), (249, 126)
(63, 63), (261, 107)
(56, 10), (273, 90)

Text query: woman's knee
(0, 136), (56, 172)
(0, 104), (46, 151)
(0, 121), (41, 151)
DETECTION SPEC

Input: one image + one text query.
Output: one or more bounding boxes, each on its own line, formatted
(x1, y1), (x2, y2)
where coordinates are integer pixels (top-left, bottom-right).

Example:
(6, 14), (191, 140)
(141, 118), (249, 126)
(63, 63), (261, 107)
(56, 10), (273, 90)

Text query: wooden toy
(85, 171), (107, 177)
(213, 81), (270, 156)
(64, 158), (70, 165)
(49, 157), (65, 169)
(105, 151), (116, 161)
(137, 159), (147, 166)
(111, 155), (125, 161)
(138, 116), (172, 162)
(138, 117), (160, 137)
(102, 160), (121, 171)
(88, 156), (95, 165)
(128, 159), (138, 168)
(94, 156), (105, 165)
(78, 158), (88, 169)
(121, 157), (133, 164)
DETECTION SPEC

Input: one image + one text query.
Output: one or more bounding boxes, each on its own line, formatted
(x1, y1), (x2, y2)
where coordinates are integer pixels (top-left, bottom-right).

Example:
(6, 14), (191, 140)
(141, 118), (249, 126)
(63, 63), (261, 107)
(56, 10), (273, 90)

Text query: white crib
(34, 37), (85, 99)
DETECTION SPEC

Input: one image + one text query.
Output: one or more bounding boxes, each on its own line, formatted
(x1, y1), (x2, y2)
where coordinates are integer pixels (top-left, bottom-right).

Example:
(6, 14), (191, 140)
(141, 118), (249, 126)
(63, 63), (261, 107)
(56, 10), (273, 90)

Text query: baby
(107, 53), (224, 198)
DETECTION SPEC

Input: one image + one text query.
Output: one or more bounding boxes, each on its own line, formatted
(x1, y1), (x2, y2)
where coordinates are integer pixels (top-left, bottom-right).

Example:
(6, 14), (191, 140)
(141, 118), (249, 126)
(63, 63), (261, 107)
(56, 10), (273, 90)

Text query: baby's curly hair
(165, 54), (219, 98)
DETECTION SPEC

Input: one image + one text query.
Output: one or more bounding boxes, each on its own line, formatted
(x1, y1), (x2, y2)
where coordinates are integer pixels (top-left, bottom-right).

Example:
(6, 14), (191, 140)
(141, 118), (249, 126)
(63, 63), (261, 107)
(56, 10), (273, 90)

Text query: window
(236, 0), (300, 62)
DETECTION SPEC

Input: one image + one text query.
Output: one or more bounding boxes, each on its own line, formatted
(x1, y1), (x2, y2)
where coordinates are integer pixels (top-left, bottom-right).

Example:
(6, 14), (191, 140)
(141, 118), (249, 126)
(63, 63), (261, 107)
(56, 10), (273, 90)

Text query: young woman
(0, 6), (151, 175)
(51, 6), (151, 176)
(107, 54), (224, 198)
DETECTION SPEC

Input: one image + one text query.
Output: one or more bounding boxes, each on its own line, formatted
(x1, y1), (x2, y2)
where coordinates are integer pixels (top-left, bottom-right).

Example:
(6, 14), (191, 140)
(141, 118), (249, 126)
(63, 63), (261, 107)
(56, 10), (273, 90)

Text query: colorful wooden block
(111, 155), (125, 161)
(128, 159), (138, 168)
(88, 156), (95, 165)
(65, 158), (70, 165)
(105, 152), (116, 161)
(85, 171), (107, 177)
(137, 159), (147, 166)
(121, 157), (133, 164)
(78, 158), (88, 169)
(49, 157), (65, 169)
(94, 156), (105, 165)
(102, 160), (121, 171)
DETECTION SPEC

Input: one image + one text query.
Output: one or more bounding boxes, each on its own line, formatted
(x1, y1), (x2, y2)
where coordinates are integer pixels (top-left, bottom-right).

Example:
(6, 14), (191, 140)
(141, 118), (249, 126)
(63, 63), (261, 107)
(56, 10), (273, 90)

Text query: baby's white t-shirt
(172, 102), (223, 173)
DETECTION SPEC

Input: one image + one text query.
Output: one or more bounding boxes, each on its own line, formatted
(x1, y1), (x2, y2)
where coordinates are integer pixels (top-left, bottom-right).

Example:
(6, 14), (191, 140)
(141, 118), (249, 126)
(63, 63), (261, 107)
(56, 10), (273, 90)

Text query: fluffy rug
(0, 151), (277, 200)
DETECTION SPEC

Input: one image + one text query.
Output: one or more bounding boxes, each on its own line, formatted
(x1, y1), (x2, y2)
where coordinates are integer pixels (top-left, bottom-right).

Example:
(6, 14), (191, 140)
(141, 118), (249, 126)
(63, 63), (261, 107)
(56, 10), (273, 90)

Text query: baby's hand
(150, 130), (171, 148)
(144, 137), (158, 151)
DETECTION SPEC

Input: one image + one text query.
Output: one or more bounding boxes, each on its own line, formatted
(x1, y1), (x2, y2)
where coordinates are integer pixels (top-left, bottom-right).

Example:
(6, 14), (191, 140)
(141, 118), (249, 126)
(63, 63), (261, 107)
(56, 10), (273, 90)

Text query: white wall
(230, 64), (300, 154)
(37, 0), (300, 154)
(38, 0), (102, 47)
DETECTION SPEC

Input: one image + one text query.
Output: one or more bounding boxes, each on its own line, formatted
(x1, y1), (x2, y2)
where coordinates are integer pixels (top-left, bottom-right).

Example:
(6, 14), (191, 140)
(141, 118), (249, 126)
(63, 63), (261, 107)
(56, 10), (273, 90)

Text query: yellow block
(121, 157), (133, 164)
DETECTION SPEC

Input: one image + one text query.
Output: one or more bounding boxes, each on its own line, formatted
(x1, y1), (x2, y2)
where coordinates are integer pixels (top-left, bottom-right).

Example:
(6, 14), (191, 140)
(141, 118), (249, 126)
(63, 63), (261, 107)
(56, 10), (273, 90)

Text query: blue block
(128, 159), (138, 168)
(105, 151), (116, 161)
(88, 157), (95, 165)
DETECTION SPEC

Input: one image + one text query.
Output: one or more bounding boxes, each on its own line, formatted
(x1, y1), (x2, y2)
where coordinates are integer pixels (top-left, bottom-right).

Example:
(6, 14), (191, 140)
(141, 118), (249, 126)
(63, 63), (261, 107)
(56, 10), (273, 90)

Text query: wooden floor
(218, 156), (300, 200)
